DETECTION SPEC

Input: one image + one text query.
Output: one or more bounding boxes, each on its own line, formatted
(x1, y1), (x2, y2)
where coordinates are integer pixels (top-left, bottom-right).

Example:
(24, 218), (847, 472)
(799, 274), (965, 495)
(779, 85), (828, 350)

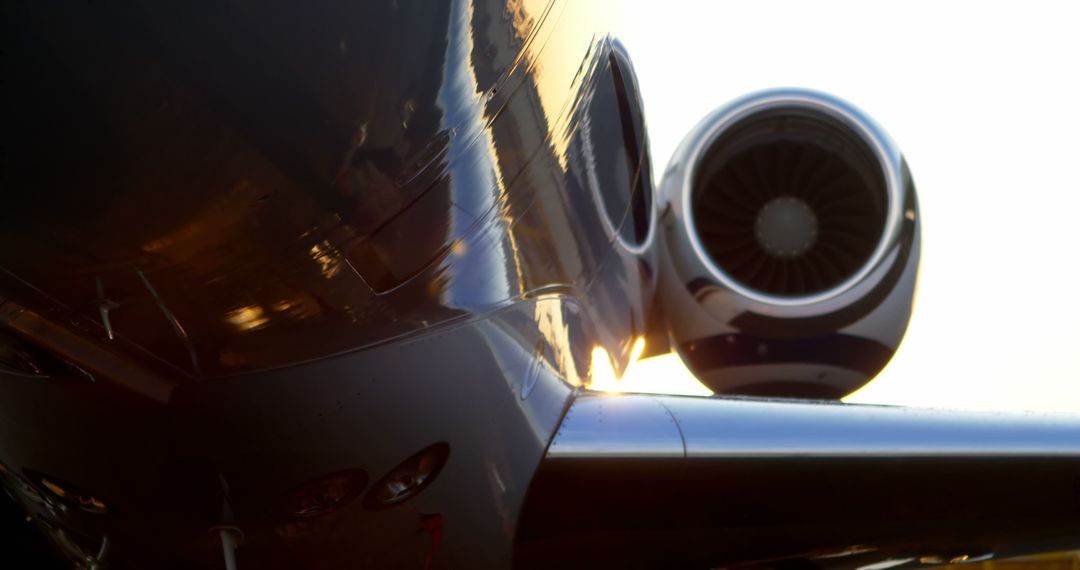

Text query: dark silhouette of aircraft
(2, 1), (1078, 568)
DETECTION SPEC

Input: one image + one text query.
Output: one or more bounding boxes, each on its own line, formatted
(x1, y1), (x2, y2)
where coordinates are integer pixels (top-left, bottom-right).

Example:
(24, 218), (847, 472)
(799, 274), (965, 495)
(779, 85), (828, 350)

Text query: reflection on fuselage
(0, 0), (663, 567)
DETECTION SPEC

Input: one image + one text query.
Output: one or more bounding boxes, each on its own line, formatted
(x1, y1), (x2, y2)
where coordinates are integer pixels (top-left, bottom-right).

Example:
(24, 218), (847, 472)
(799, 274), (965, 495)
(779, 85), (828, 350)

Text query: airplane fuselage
(2, 0), (650, 566)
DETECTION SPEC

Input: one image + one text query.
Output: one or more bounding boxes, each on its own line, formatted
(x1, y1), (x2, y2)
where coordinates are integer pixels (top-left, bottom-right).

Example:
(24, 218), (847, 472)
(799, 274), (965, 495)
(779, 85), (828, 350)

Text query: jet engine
(658, 88), (920, 399)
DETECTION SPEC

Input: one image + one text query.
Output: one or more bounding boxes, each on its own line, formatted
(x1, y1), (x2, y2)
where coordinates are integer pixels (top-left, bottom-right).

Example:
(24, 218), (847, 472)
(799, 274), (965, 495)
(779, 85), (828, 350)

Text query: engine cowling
(658, 88), (920, 399)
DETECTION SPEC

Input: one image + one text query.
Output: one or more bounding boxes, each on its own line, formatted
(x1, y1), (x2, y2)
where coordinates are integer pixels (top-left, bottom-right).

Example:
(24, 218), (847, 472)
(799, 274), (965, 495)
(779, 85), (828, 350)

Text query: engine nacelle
(658, 88), (920, 399)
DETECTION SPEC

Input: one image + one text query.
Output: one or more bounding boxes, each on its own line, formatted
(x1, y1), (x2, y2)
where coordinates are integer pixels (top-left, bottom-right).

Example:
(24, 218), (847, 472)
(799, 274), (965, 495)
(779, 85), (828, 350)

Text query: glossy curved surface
(4, 1), (1076, 568)
(547, 394), (683, 459)
(2, 0), (654, 380)
(520, 393), (1080, 569)
(0, 297), (583, 567)
(1, 0), (655, 566)
(550, 393), (1080, 459)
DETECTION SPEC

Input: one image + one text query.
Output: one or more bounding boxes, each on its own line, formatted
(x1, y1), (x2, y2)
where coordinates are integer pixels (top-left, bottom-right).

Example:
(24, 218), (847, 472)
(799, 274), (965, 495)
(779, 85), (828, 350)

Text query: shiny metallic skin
(518, 393), (1080, 568)
(3, 1), (1079, 568)
(1, 1), (654, 566)
(1, 297), (584, 568)
(657, 89), (921, 398)
(547, 394), (683, 459)
(551, 394), (1080, 459)
(1, 0), (654, 381)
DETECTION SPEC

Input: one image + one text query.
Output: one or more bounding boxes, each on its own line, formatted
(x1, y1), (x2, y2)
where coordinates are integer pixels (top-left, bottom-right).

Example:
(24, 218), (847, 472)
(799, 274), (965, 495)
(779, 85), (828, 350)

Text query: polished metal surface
(4, 1), (1078, 568)
(519, 393), (1080, 569)
(0, 297), (584, 567)
(1, 1), (656, 566)
(1, 0), (653, 380)
(547, 394), (683, 459)
(677, 396), (1080, 457)
(549, 393), (1080, 459)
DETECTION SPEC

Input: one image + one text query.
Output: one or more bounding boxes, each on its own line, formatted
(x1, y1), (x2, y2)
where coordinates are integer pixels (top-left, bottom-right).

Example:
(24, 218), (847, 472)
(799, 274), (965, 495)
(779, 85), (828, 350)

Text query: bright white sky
(612, 1), (1080, 412)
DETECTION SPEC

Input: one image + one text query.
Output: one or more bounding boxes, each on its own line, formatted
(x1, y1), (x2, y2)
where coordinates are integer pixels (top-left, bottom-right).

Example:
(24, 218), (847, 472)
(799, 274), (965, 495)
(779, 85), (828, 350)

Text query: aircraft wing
(4, 2), (1078, 568)
(514, 393), (1080, 569)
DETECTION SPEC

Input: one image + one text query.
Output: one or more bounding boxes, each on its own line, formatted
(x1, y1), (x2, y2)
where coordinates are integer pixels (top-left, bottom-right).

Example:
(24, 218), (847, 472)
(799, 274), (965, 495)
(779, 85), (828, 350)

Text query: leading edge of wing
(514, 393), (1080, 569)
(546, 393), (1080, 459)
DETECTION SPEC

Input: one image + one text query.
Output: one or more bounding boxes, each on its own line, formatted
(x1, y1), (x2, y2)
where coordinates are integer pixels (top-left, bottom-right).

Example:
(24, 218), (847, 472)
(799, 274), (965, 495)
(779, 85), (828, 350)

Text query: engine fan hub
(755, 196), (818, 258)
(690, 106), (889, 299)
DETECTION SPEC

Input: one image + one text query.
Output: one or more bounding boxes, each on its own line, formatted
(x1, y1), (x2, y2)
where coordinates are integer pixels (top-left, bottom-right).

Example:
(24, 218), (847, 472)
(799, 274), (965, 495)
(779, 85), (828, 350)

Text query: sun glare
(588, 338), (715, 397)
